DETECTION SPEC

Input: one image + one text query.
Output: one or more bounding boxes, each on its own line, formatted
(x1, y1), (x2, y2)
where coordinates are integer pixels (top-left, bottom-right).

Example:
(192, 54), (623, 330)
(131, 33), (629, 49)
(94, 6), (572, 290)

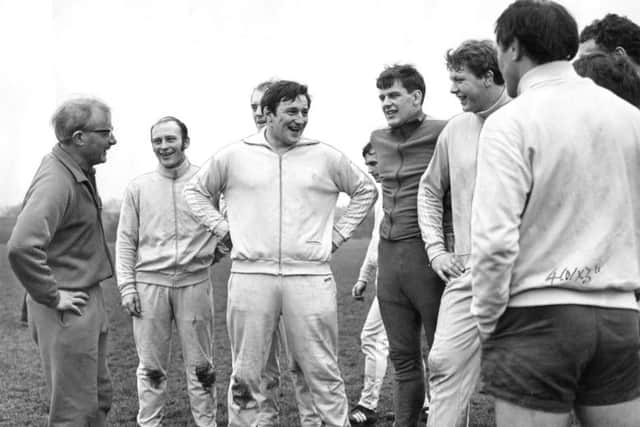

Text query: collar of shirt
(157, 157), (191, 179)
(242, 127), (319, 151)
(52, 143), (93, 184)
(391, 112), (426, 139)
(517, 60), (578, 96)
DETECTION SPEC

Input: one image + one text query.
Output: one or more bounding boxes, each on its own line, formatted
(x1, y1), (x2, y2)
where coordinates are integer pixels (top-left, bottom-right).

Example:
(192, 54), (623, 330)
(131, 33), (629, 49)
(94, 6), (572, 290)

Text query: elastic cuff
(428, 251), (448, 267)
(214, 221), (230, 240)
(119, 283), (137, 299)
(477, 323), (495, 342)
(332, 228), (347, 249)
(426, 244), (447, 264)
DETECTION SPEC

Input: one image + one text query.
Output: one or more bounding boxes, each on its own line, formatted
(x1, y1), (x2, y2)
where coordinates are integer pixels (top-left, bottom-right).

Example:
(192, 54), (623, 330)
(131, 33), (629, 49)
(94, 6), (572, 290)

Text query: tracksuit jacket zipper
(278, 154), (283, 275)
(389, 142), (404, 237)
(172, 178), (179, 280)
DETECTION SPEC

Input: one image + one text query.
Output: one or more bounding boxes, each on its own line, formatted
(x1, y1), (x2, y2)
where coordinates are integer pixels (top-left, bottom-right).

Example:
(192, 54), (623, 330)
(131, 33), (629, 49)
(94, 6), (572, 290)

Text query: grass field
(0, 239), (495, 426)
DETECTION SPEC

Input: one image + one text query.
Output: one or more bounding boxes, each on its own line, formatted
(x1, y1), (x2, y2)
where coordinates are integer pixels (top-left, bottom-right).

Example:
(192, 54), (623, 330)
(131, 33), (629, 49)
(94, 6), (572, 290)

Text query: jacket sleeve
(115, 183), (140, 298)
(7, 166), (67, 308)
(418, 129), (451, 263)
(331, 153), (378, 248)
(471, 114), (531, 340)
(184, 155), (229, 240)
(356, 195), (381, 284)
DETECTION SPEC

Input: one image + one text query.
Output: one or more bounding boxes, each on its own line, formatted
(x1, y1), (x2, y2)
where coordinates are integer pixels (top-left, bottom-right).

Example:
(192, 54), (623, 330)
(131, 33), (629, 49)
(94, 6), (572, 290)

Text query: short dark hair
(150, 116), (189, 141)
(574, 52), (640, 108)
(495, 0), (579, 64)
(376, 64), (426, 105)
(260, 80), (311, 115)
(362, 142), (374, 158)
(579, 14), (640, 65)
(446, 39), (505, 85)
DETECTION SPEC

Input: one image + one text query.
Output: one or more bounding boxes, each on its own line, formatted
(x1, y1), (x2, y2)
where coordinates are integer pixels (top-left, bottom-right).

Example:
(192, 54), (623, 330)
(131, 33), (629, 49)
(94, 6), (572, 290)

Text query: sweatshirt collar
(157, 157), (191, 179)
(52, 143), (94, 183)
(476, 88), (511, 120)
(391, 112), (426, 139)
(242, 127), (319, 151)
(517, 61), (577, 96)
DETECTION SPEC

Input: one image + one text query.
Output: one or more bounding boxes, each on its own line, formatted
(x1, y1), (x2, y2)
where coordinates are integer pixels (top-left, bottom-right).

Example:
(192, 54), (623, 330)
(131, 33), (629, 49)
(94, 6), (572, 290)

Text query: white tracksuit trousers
(133, 281), (217, 427)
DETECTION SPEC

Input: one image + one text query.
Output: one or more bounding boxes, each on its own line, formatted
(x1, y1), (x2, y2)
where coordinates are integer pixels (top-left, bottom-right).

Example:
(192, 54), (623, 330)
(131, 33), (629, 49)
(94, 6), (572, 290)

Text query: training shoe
(349, 404), (378, 425)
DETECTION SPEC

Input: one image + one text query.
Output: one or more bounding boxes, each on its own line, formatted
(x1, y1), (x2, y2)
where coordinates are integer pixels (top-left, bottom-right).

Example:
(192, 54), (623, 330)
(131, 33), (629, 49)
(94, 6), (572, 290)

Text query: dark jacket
(371, 114), (447, 241)
(8, 144), (113, 308)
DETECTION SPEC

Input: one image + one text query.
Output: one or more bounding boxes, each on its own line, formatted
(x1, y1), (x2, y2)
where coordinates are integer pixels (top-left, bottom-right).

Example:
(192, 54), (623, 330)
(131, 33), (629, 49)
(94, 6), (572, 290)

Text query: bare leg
(495, 398), (571, 427)
(576, 397), (640, 427)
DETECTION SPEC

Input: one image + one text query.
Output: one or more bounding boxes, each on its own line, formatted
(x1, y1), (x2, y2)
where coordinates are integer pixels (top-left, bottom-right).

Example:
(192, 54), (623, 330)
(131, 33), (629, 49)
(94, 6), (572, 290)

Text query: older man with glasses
(8, 97), (117, 426)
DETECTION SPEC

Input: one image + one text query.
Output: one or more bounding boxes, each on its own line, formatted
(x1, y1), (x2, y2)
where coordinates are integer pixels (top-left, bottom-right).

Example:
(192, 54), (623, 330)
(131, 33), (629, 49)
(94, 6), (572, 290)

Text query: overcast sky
(1, 0), (638, 207)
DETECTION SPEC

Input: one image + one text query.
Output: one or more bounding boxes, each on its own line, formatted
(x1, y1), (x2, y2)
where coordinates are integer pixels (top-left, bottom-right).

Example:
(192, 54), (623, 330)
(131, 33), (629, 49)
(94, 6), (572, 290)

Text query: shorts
(481, 304), (640, 412)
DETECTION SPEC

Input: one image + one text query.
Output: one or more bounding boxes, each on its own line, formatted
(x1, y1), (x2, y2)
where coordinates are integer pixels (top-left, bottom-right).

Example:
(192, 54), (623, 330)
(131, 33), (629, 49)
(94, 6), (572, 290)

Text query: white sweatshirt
(419, 89), (510, 267)
(471, 61), (640, 339)
(184, 129), (377, 276)
(116, 159), (219, 297)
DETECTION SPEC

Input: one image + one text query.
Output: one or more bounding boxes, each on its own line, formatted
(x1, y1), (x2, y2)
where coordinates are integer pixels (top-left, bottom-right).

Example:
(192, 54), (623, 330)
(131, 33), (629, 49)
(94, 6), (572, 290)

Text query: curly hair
(579, 14), (640, 65)
(574, 52), (640, 107)
(446, 39), (504, 85)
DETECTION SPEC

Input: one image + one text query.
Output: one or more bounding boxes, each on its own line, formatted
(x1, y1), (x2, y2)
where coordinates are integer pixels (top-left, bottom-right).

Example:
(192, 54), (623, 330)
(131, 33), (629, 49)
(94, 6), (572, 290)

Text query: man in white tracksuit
(185, 80), (377, 427)
(116, 116), (219, 426)
(250, 80), (320, 426)
(417, 39), (510, 427)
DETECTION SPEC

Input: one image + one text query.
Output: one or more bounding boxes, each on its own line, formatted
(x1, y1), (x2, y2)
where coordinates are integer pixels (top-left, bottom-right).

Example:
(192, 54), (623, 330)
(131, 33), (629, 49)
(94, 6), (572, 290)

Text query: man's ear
(182, 138), (190, 151)
(412, 89), (423, 106)
(614, 46), (629, 58)
(71, 130), (86, 147)
(484, 70), (495, 87)
(512, 38), (523, 61)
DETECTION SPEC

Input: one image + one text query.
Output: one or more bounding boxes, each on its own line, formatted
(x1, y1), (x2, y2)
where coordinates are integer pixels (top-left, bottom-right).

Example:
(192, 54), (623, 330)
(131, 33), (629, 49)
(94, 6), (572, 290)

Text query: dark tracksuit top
(370, 114), (449, 241)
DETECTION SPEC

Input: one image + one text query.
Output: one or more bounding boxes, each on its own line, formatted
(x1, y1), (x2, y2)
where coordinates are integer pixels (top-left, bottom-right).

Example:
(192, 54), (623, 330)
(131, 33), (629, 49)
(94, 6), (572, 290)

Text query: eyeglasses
(84, 128), (114, 138)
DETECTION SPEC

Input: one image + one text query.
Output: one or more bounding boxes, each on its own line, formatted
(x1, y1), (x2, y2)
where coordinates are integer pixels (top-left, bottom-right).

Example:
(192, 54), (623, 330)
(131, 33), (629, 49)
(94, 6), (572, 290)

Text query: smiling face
(250, 89), (267, 129)
(151, 120), (188, 169)
(449, 65), (492, 113)
(378, 80), (422, 128)
(265, 95), (309, 150)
